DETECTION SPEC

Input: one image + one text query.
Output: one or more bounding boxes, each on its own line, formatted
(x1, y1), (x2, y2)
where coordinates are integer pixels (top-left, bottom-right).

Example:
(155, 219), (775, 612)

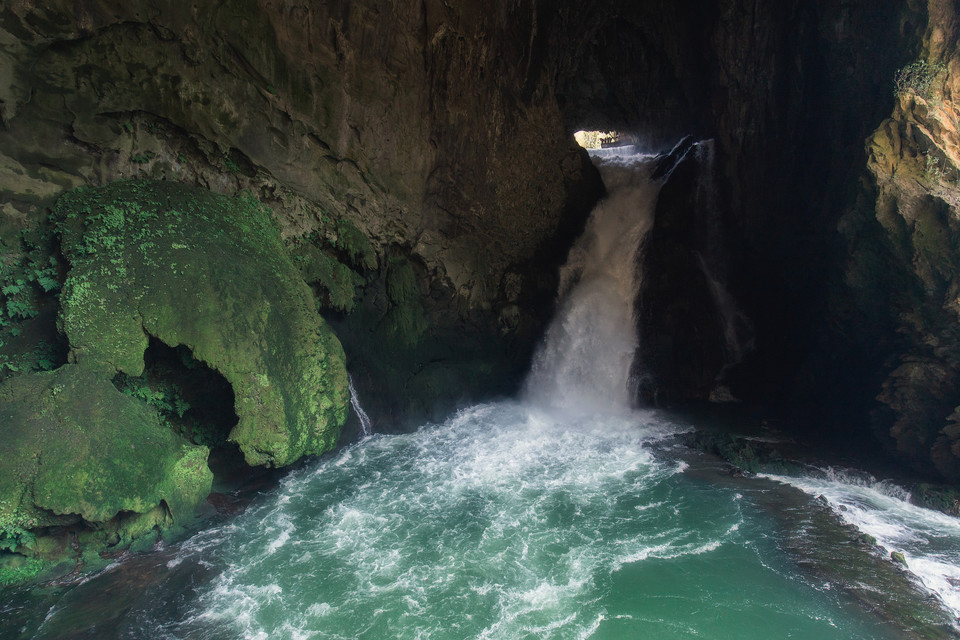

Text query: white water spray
(763, 469), (960, 625)
(524, 149), (662, 415)
(348, 375), (373, 437)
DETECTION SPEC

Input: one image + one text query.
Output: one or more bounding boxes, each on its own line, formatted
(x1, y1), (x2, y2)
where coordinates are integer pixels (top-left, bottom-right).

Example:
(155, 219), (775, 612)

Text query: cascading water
(761, 468), (960, 621)
(6, 144), (960, 640)
(348, 375), (373, 437)
(690, 143), (752, 375)
(524, 149), (661, 414)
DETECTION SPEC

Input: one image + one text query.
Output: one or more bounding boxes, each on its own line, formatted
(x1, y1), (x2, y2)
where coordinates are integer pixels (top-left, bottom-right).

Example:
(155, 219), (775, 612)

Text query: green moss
(53, 180), (349, 467)
(131, 151), (156, 164)
(288, 218), (377, 313)
(0, 223), (63, 379)
(0, 554), (47, 585)
(114, 372), (188, 416)
(386, 256), (418, 305)
(381, 256), (426, 347)
(334, 219), (377, 270)
(0, 365), (212, 547)
(312, 252), (361, 311)
(291, 244), (364, 312)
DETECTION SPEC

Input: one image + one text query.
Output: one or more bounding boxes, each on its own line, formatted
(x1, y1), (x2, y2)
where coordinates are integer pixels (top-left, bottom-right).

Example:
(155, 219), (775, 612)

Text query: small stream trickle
(348, 375), (373, 438)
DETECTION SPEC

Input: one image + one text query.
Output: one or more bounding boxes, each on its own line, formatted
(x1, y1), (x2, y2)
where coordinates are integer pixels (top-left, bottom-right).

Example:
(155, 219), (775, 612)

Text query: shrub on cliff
(894, 59), (946, 100)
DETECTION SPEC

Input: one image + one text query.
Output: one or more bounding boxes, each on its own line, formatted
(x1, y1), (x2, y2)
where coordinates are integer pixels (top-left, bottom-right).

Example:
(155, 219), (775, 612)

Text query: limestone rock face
(0, 0), (601, 430)
(637, 139), (752, 404)
(844, 14), (960, 480)
(0, 0), (589, 314)
(4, 0), (960, 483)
(548, 0), (918, 400)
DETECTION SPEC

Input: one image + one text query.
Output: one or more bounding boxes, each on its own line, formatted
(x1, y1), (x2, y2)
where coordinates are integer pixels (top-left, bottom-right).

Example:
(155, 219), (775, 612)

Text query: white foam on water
(762, 469), (960, 621)
(265, 514), (294, 555)
(163, 401), (705, 640)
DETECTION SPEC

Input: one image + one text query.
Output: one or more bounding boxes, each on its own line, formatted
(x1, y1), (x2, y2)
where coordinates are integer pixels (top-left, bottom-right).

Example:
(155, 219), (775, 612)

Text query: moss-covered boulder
(0, 365), (211, 547)
(54, 180), (349, 467)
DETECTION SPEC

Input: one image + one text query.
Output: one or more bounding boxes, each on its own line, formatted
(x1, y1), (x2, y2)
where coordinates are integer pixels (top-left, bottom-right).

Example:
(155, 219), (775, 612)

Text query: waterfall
(691, 138), (753, 397)
(523, 148), (663, 415)
(698, 254), (751, 369)
(348, 375), (373, 437)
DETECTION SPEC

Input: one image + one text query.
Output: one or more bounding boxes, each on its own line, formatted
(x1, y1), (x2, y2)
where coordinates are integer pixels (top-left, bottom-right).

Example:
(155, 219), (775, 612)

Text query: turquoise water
(4, 404), (960, 638)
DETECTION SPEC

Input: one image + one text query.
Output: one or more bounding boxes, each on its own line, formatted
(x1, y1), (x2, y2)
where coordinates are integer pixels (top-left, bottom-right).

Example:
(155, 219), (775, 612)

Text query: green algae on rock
(54, 180), (350, 467)
(0, 365), (212, 550)
(381, 255), (427, 348)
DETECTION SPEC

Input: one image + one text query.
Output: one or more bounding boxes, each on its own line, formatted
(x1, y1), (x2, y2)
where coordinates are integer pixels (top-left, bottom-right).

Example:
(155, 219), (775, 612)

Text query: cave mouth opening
(573, 129), (631, 150)
(112, 337), (241, 469)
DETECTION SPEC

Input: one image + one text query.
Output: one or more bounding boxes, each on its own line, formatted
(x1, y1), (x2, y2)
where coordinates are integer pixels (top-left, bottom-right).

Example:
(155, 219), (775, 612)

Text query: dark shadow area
(112, 337), (238, 452)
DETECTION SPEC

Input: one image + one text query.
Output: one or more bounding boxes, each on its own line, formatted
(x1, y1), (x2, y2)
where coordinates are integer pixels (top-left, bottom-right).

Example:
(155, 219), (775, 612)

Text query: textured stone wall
(836, 0), (960, 480)
(0, 0), (601, 428)
(0, 0), (592, 316)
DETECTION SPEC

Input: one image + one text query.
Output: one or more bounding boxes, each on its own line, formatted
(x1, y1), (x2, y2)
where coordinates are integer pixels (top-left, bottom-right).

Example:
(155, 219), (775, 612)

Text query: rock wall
(548, 0), (919, 405)
(544, 0), (960, 483)
(835, 0), (960, 481)
(0, 0), (600, 427)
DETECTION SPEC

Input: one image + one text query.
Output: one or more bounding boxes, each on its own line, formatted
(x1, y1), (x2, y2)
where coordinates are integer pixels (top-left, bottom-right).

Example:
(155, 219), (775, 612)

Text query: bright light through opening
(574, 130), (624, 150)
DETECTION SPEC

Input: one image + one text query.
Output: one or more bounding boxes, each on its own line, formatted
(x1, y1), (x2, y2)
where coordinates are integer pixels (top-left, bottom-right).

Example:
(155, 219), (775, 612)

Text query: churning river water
(4, 402), (960, 639)
(3, 147), (960, 639)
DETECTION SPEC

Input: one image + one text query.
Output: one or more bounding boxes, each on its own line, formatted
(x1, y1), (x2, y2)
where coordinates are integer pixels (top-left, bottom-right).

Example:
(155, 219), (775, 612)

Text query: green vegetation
(54, 179), (349, 467)
(290, 241), (365, 312)
(0, 225), (63, 378)
(334, 219), (377, 270)
(114, 372), (191, 422)
(287, 217), (377, 314)
(0, 180), (357, 579)
(0, 239), (59, 326)
(0, 366), (213, 555)
(894, 59), (947, 100)
(311, 251), (363, 311)
(0, 341), (61, 378)
(113, 348), (234, 450)
(132, 151), (156, 164)
(382, 256), (427, 347)
(0, 555), (46, 585)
